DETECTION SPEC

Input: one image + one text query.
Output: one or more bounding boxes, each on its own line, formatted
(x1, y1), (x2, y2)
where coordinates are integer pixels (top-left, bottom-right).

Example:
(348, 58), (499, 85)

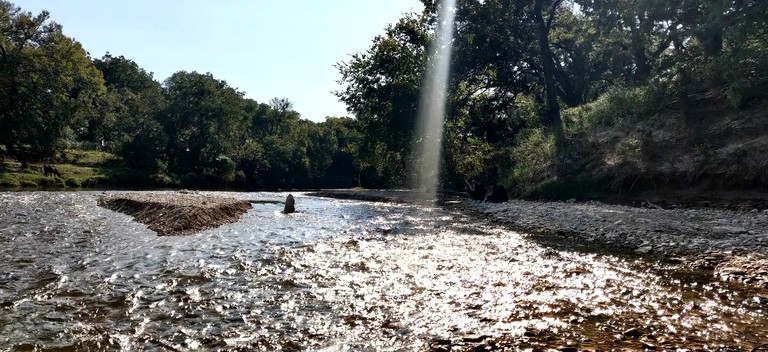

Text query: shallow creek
(0, 192), (766, 351)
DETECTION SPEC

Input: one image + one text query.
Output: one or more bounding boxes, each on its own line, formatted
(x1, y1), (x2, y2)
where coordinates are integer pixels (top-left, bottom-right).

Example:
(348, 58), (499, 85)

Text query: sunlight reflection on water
(0, 191), (766, 351)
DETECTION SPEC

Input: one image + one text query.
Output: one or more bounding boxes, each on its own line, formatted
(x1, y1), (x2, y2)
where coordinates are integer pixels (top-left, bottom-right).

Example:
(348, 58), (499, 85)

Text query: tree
(0, 1), (104, 167)
(161, 71), (247, 184)
(534, 0), (565, 147)
(335, 14), (430, 186)
(91, 54), (166, 170)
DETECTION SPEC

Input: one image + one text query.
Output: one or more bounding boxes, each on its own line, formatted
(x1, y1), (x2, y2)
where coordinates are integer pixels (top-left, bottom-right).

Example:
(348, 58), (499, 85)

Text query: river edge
(307, 190), (768, 290)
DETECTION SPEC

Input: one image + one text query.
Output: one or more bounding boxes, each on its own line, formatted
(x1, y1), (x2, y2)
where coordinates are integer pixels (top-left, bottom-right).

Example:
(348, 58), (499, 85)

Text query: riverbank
(310, 190), (768, 289)
(468, 199), (768, 289)
(98, 192), (252, 235)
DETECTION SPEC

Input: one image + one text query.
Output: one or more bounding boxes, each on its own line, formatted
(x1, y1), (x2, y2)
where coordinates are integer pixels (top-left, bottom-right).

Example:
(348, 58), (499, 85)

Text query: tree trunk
(533, 0), (565, 148)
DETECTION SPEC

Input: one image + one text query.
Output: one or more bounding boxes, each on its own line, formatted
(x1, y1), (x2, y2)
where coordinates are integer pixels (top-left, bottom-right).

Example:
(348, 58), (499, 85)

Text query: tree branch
(546, 0), (565, 30)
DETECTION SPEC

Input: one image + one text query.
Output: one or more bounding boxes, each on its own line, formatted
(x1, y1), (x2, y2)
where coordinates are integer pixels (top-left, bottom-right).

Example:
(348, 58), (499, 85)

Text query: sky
(14, 0), (424, 122)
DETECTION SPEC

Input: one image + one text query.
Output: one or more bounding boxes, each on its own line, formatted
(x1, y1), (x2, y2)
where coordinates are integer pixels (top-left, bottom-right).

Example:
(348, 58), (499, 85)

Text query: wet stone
(635, 246), (653, 254)
(462, 334), (488, 343)
(667, 257), (684, 264)
(623, 328), (642, 338)
(641, 340), (658, 350)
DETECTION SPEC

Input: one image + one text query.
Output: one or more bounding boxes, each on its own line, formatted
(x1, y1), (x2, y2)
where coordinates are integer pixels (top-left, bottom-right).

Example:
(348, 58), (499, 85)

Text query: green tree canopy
(0, 1), (104, 166)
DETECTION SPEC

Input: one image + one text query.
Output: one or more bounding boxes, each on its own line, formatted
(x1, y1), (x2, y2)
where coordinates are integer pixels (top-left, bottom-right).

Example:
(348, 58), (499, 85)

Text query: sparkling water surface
(0, 191), (766, 351)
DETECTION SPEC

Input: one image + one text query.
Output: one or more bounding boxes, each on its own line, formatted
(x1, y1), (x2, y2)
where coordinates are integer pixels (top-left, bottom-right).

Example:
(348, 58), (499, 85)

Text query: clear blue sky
(14, 0), (424, 122)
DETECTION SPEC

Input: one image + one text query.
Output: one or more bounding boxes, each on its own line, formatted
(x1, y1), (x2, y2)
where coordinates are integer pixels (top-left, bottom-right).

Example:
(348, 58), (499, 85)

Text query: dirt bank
(98, 192), (252, 236)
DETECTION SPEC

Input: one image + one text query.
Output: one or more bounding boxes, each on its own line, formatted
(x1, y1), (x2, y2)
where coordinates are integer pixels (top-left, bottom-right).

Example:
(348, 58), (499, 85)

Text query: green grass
(0, 149), (153, 189)
(63, 149), (119, 166)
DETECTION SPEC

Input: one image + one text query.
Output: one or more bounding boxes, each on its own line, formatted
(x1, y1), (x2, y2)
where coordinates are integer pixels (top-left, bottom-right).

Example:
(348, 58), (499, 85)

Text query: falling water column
(411, 0), (457, 201)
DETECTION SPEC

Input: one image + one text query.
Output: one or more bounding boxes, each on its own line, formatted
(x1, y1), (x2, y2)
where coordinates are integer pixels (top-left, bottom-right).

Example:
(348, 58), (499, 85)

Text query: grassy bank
(504, 83), (768, 206)
(0, 149), (161, 190)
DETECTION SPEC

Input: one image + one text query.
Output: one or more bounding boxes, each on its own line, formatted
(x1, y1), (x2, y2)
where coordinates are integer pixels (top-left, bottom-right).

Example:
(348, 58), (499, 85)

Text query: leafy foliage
(0, 1), (104, 166)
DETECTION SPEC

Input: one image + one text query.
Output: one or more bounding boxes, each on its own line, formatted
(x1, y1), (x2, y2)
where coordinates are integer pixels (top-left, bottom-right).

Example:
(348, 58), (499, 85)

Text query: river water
(0, 192), (766, 351)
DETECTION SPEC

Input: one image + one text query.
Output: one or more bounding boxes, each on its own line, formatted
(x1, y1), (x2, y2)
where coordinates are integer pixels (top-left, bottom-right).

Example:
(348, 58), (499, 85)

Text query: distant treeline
(0, 1), (374, 189)
(2, 0), (768, 194)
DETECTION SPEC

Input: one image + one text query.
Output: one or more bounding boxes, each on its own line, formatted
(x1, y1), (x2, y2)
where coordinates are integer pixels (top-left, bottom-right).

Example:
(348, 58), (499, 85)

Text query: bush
(83, 176), (107, 188)
(64, 178), (82, 188)
(205, 155), (237, 184)
(151, 173), (175, 187)
(0, 178), (20, 188)
(508, 128), (556, 196)
(38, 177), (66, 188)
(562, 84), (664, 134)
(19, 179), (38, 188)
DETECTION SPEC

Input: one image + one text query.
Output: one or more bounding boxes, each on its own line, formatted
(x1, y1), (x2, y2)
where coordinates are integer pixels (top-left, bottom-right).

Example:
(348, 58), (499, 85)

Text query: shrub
(151, 173), (175, 187)
(38, 177), (66, 188)
(64, 178), (82, 188)
(83, 176), (107, 188)
(19, 179), (38, 188)
(562, 84), (664, 134)
(508, 128), (556, 196)
(0, 178), (20, 188)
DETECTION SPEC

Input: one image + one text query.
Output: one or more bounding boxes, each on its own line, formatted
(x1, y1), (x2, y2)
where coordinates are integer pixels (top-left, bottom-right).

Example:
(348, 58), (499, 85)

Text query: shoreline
(308, 190), (768, 289)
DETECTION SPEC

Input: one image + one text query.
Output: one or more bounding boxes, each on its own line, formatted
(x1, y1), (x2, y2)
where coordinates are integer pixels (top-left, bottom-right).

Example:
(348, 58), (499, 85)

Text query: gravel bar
(98, 192), (252, 236)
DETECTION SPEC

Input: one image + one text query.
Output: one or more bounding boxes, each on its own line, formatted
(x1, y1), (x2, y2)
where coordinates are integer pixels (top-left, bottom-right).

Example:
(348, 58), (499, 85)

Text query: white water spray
(411, 0), (457, 200)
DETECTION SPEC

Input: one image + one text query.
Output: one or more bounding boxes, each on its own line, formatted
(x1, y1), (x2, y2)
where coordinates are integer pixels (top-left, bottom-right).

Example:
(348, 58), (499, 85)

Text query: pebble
(667, 257), (684, 264)
(641, 340), (658, 350)
(461, 334), (488, 343)
(623, 328), (642, 338)
(635, 246), (653, 254)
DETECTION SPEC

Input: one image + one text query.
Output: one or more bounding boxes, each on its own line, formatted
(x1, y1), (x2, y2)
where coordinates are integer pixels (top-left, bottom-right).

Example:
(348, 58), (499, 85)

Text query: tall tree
(162, 71), (246, 183)
(0, 1), (104, 167)
(91, 54), (166, 170)
(534, 0), (565, 146)
(335, 14), (430, 186)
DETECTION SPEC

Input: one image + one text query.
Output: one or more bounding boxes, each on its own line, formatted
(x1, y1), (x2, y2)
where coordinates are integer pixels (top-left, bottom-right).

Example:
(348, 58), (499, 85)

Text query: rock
(523, 330), (537, 337)
(461, 334), (488, 343)
(560, 347), (579, 352)
(283, 194), (295, 214)
(487, 185), (509, 203)
(635, 246), (653, 254)
(381, 320), (402, 329)
(667, 257), (684, 264)
(431, 337), (452, 345)
(720, 268), (747, 276)
(466, 179), (487, 201)
(711, 226), (748, 235)
(623, 328), (642, 338)
(640, 340), (658, 350)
